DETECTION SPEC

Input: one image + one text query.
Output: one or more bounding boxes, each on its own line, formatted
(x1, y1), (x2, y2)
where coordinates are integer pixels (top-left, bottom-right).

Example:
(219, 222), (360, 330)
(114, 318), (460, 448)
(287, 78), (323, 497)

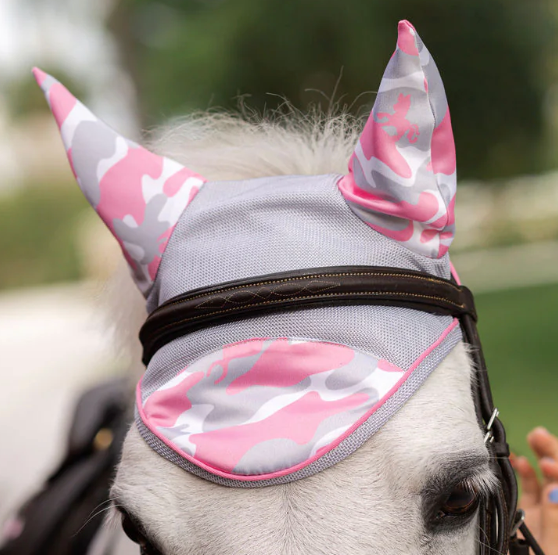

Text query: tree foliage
(108, 0), (557, 178)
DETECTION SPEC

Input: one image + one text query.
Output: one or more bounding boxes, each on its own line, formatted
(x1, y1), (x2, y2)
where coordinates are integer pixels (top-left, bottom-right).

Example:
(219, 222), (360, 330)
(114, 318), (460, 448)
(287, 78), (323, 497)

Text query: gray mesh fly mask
(35, 19), (462, 486)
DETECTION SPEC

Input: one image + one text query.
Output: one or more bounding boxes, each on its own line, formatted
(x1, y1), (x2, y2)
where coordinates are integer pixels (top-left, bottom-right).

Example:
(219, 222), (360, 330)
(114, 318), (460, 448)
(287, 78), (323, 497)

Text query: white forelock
(147, 108), (362, 181)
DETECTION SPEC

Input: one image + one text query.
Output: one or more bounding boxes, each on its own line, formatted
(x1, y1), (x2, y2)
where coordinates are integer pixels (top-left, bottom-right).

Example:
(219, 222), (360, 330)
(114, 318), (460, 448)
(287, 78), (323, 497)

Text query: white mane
(149, 107), (362, 180)
(108, 109), (493, 554)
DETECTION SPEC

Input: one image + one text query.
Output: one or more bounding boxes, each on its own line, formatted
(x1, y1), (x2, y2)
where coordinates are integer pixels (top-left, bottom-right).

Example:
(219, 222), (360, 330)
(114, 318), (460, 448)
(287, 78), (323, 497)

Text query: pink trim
(136, 319), (459, 481)
(2, 517), (24, 541)
(32, 67), (47, 86)
(449, 261), (461, 285)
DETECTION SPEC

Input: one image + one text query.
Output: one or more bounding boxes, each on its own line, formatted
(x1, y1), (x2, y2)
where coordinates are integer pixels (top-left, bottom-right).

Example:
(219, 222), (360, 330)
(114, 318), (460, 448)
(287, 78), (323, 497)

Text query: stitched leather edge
(140, 266), (476, 365)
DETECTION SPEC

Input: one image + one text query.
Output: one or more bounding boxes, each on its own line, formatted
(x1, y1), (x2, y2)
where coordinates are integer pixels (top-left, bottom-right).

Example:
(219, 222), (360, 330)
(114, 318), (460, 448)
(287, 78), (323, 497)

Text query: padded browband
(140, 266), (476, 365)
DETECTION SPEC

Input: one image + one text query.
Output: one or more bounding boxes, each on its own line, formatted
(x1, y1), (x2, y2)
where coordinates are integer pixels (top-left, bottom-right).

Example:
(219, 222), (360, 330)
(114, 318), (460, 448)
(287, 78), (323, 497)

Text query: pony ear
(338, 20), (456, 259)
(33, 68), (206, 296)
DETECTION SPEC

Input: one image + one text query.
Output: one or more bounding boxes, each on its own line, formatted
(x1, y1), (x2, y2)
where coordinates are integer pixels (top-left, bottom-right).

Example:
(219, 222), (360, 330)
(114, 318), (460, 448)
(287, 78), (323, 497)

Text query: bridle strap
(460, 311), (512, 554)
(140, 266), (476, 365)
(140, 265), (544, 554)
(460, 313), (543, 555)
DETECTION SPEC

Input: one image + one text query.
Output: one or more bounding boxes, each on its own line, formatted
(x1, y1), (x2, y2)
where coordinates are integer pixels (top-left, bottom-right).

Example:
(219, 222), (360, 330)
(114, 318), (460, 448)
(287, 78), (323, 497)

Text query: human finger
(527, 427), (558, 461)
(511, 454), (541, 509)
(539, 457), (558, 483)
(540, 484), (558, 555)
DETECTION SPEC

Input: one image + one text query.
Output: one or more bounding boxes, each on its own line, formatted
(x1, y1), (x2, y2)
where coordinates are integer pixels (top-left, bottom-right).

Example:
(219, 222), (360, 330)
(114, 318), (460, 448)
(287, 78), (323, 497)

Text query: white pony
(35, 20), (501, 555)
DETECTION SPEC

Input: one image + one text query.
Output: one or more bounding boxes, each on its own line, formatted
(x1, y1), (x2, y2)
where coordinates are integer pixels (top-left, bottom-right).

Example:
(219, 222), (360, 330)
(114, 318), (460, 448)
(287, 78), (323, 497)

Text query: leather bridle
(140, 265), (546, 554)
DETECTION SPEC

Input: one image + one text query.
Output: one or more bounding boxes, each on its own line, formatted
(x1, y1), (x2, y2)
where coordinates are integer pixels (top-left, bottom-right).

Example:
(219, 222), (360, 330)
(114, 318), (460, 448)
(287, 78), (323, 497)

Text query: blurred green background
(477, 283), (558, 459)
(0, 0), (556, 463)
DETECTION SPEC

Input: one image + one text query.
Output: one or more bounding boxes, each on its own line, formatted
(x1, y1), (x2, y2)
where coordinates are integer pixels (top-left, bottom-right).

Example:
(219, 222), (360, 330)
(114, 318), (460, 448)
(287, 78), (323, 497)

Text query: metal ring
(483, 408), (499, 444)
(510, 509), (525, 537)
(486, 408), (499, 430)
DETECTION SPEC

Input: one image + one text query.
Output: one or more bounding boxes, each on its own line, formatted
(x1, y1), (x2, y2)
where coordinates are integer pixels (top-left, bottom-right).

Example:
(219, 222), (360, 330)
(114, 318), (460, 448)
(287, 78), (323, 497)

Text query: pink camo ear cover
(338, 20), (456, 258)
(33, 68), (206, 295)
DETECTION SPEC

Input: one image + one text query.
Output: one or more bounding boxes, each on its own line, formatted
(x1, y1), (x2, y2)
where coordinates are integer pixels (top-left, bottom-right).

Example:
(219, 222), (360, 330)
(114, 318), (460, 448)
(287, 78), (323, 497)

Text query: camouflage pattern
(36, 21), (464, 485)
(140, 338), (406, 476)
(338, 20), (456, 258)
(33, 68), (206, 295)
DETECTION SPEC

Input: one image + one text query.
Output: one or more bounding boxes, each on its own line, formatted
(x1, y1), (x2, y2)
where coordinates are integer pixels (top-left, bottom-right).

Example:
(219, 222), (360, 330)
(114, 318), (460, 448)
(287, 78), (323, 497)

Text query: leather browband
(140, 266), (476, 365)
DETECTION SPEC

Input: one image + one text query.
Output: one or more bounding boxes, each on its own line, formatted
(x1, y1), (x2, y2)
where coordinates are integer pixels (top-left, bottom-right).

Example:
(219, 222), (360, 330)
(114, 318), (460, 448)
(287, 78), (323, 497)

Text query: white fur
(148, 107), (362, 180)
(109, 111), (493, 554)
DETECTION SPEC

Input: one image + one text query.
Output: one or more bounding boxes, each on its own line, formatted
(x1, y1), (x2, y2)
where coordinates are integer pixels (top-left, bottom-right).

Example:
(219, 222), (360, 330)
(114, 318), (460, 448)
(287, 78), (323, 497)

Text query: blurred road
(0, 282), (121, 524)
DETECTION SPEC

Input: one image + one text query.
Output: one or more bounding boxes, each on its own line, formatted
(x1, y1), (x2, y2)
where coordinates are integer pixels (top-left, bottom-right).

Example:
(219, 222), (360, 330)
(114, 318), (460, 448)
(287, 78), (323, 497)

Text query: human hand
(511, 427), (558, 554)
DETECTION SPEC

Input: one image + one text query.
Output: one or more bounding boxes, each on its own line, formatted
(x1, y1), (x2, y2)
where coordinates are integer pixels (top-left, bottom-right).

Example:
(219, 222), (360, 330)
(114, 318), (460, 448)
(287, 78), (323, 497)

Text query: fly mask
(35, 20), (543, 555)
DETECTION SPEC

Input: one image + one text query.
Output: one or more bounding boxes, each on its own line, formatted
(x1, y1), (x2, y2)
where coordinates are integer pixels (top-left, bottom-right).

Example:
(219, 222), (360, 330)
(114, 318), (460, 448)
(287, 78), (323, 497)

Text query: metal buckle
(510, 509), (525, 537)
(483, 408), (499, 444)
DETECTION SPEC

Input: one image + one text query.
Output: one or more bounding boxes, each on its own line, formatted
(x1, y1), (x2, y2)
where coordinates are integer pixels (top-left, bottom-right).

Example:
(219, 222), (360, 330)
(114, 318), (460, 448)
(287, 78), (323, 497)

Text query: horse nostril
(120, 509), (163, 555)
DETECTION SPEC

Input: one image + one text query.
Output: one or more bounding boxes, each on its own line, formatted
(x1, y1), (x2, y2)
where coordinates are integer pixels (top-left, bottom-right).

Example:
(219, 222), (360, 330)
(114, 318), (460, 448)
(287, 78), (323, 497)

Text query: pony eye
(436, 482), (480, 519)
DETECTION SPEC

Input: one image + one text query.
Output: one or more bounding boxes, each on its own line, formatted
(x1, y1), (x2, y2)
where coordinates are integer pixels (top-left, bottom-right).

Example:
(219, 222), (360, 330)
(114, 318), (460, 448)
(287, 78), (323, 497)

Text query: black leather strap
(140, 266), (477, 365)
(461, 310), (513, 554)
(516, 523), (545, 555)
(462, 306), (543, 554)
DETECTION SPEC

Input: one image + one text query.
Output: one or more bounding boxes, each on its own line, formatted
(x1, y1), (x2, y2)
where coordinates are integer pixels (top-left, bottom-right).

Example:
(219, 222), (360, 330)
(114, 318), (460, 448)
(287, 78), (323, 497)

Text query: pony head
(33, 19), (504, 555)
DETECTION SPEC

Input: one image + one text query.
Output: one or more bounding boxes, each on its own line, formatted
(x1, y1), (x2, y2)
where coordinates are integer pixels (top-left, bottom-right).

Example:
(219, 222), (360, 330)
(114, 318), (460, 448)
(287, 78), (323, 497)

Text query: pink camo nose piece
(138, 333), (459, 480)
